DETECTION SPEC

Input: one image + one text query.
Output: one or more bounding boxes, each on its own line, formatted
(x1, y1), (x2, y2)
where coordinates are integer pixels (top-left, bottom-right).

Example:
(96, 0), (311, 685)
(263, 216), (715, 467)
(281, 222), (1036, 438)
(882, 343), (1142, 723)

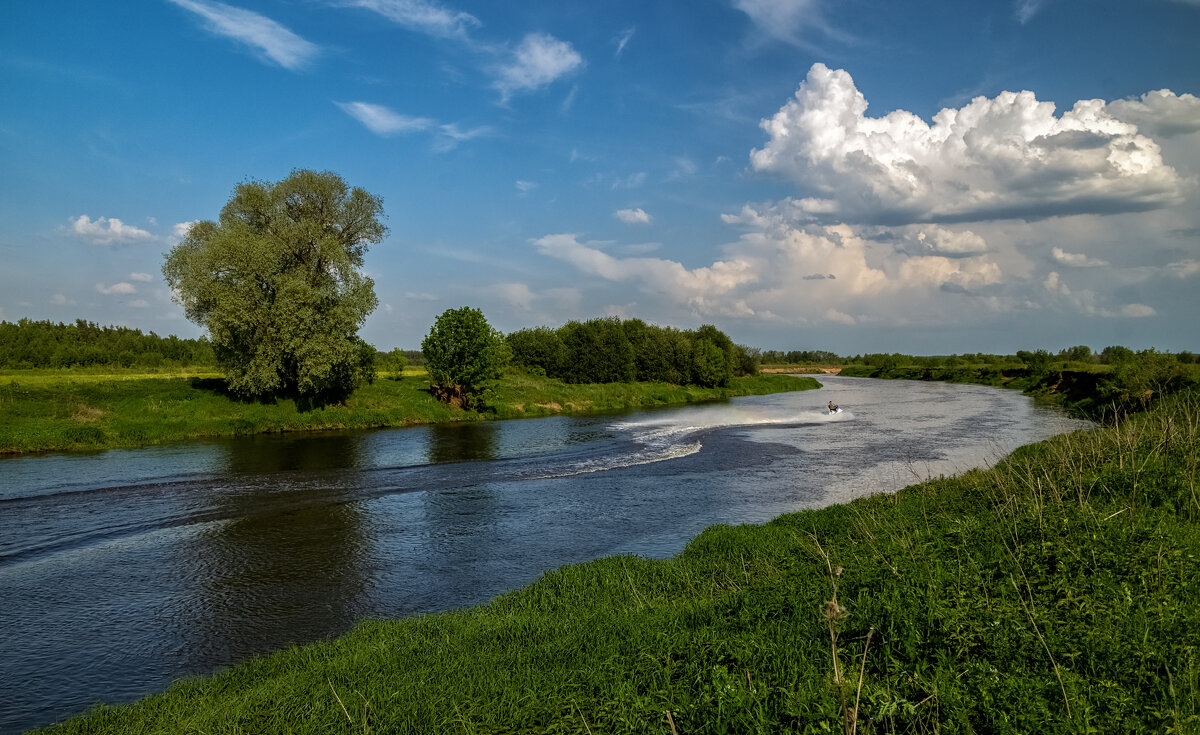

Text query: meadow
(35, 388), (1199, 733)
(0, 369), (817, 455)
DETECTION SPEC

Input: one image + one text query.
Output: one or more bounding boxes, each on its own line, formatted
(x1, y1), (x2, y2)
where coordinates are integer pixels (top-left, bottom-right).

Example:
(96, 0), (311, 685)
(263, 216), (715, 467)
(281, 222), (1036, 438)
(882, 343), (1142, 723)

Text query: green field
(0, 369), (818, 455)
(35, 390), (1200, 733)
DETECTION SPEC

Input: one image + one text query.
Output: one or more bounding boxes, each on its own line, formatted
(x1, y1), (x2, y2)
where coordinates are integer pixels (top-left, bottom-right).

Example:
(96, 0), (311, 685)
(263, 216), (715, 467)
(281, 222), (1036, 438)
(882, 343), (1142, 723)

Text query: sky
(2, 0), (1199, 355)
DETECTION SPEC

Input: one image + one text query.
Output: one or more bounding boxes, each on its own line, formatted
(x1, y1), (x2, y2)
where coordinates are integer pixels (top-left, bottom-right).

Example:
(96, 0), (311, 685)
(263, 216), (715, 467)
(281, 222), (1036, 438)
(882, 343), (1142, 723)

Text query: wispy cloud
(435, 122), (493, 151)
(336, 101), (435, 135)
(1015, 0), (1043, 23)
(493, 33), (583, 102)
(732, 0), (841, 48)
(515, 180), (538, 195)
(70, 215), (156, 245)
(167, 0), (320, 70)
(129, 272), (154, 282)
(344, 0), (480, 40)
(613, 27), (635, 57)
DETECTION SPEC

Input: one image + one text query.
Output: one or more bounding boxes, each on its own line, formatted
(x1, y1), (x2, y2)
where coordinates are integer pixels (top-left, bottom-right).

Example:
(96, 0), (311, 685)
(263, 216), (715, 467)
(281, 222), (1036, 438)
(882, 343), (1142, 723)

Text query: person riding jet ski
(827, 400), (840, 414)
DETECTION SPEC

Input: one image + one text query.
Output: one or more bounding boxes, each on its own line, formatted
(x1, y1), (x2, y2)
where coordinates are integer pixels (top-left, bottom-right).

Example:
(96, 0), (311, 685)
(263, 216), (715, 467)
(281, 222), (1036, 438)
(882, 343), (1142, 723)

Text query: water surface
(0, 376), (1089, 733)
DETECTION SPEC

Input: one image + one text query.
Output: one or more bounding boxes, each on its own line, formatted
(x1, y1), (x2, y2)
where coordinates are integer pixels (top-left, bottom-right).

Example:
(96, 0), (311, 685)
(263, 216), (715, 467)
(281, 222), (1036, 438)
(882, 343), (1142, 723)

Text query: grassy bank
(0, 370), (817, 455)
(39, 391), (1200, 733)
(836, 359), (1200, 421)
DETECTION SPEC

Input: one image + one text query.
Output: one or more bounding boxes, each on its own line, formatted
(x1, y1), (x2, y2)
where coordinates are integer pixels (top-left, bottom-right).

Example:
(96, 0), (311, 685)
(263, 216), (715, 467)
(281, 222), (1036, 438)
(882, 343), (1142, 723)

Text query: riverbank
(0, 370), (818, 455)
(35, 389), (1199, 733)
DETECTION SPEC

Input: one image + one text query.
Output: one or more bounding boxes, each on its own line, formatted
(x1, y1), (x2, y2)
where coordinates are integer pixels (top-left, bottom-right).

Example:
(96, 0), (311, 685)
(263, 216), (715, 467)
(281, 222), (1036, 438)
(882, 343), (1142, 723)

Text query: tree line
(0, 319), (217, 369)
(505, 318), (757, 388)
(760, 345), (1199, 368)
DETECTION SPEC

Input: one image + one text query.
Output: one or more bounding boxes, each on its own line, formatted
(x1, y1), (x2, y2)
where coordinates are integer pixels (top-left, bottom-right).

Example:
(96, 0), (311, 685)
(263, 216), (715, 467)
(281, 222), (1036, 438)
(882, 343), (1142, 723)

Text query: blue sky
(2, 0), (1199, 355)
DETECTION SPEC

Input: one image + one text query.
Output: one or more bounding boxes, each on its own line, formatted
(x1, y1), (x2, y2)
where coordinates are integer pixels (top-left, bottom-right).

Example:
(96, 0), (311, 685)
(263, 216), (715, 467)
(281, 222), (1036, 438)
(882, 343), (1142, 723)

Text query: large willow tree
(164, 170), (384, 400)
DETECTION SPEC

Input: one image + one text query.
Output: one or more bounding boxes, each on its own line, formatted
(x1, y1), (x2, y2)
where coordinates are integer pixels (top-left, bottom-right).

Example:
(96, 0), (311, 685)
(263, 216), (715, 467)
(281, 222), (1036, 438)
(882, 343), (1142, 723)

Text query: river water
(0, 376), (1089, 733)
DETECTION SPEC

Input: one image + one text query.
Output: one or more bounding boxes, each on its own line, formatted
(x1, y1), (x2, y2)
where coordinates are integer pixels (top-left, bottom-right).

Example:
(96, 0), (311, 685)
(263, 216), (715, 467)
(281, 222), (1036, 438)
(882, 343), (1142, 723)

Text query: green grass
(36, 391), (1200, 734)
(0, 370), (818, 455)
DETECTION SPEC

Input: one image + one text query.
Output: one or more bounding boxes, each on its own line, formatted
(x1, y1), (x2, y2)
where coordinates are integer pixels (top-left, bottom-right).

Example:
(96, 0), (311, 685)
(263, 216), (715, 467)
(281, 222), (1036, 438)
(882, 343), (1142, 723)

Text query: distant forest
(0, 319), (217, 368)
(3, 318), (1196, 374)
(762, 345), (1200, 366)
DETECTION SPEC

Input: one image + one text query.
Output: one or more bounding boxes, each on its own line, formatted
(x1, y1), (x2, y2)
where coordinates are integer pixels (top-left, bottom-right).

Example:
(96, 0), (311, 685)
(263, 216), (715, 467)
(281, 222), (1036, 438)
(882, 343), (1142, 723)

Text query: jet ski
(827, 404), (842, 415)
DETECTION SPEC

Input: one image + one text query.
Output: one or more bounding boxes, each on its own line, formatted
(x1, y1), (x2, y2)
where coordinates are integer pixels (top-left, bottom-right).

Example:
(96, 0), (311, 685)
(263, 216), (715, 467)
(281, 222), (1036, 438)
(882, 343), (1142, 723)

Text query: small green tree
(163, 169), (384, 401)
(380, 348), (408, 376)
(422, 307), (510, 408)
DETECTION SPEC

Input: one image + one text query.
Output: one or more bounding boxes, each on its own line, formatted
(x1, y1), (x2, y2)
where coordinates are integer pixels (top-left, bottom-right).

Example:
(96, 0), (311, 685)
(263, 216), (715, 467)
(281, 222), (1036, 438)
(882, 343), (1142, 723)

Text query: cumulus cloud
(345, 0), (480, 40)
(172, 221), (199, 243)
(493, 33), (583, 102)
(1051, 247), (1109, 267)
(615, 208), (653, 224)
(96, 282), (137, 295)
(50, 293), (75, 306)
(751, 63), (1186, 225)
(533, 233), (758, 315)
(71, 215), (155, 245)
(129, 272), (154, 282)
(336, 102), (435, 136)
(167, 0), (319, 70)
(1107, 89), (1200, 138)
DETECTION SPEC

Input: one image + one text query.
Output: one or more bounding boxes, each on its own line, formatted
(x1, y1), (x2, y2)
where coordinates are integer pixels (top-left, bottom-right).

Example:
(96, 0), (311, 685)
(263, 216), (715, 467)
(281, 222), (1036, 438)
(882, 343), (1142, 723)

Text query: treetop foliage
(163, 169), (383, 401)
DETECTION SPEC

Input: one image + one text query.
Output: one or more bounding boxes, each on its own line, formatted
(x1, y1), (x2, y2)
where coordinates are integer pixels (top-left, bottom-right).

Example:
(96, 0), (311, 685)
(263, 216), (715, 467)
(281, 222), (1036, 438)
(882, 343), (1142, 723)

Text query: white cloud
(515, 180), (537, 195)
(1107, 90), (1200, 138)
(1015, 0), (1043, 23)
(50, 293), (75, 306)
(732, 0), (834, 46)
(129, 272), (154, 282)
(532, 233), (759, 316)
(1051, 247), (1109, 268)
(493, 33), (583, 102)
(170, 221), (199, 244)
(1121, 303), (1156, 317)
(1166, 259), (1200, 278)
(70, 215), (155, 245)
(167, 0), (319, 70)
(345, 0), (480, 40)
(405, 291), (438, 300)
(435, 123), (491, 151)
(490, 283), (535, 310)
(614, 27), (635, 57)
(751, 63), (1186, 225)
(336, 102), (435, 136)
(129, 299), (150, 308)
(96, 282), (137, 296)
(615, 208), (653, 225)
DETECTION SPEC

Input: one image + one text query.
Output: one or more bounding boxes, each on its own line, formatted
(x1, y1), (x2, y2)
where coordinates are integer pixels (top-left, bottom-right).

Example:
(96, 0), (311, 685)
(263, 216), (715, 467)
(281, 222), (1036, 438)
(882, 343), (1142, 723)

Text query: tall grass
(37, 392), (1200, 734)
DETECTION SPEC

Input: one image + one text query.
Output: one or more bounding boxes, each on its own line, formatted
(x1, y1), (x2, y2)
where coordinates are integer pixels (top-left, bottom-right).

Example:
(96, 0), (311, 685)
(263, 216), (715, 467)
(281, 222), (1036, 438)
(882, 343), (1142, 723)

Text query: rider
(828, 400), (838, 413)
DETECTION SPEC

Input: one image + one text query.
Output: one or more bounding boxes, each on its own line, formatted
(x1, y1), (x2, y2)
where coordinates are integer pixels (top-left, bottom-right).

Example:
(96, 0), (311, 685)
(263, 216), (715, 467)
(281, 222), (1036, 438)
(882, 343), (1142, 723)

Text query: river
(0, 376), (1089, 733)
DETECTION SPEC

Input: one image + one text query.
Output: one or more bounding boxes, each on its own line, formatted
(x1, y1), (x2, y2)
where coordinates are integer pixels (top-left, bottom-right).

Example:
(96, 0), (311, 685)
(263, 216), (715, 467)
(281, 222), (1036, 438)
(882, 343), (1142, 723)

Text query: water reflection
(426, 422), (500, 464)
(221, 431), (368, 474)
(169, 433), (373, 671)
